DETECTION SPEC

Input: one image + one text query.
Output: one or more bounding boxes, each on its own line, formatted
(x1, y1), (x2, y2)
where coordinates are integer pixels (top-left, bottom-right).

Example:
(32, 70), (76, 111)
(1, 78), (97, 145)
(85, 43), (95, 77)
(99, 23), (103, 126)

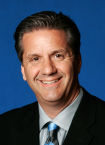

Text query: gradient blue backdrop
(0, 0), (105, 114)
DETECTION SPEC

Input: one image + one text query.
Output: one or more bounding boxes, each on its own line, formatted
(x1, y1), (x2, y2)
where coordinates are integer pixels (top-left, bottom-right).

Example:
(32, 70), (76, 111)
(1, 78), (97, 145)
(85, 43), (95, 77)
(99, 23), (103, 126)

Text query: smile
(41, 79), (59, 84)
(39, 77), (62, 87)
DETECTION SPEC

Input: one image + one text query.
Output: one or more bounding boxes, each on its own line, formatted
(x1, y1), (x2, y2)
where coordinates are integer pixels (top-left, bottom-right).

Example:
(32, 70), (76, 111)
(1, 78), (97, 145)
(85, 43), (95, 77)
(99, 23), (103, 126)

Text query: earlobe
(21, 65), (26, 81)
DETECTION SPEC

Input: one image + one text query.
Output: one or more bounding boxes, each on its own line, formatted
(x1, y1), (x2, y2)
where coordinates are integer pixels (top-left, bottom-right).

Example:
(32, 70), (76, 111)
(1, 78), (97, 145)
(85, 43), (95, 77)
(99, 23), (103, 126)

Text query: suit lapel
(63, 89), (96, 145)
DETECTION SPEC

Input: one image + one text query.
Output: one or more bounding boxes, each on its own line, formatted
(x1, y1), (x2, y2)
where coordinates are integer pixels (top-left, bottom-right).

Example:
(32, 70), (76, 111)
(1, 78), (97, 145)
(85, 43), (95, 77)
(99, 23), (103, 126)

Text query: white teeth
(42, 79), (58, 84)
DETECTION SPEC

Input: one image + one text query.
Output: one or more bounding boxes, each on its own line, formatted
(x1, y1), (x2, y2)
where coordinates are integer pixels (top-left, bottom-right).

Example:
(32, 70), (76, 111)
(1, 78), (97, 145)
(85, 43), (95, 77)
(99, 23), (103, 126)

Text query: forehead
(23, 29), (68, 44)
(21, 29), (70, 55)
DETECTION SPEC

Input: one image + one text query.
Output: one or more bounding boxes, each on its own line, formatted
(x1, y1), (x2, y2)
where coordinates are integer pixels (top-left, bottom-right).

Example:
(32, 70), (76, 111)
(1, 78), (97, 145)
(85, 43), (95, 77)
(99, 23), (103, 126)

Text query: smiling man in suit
(0, 11), (105, 145)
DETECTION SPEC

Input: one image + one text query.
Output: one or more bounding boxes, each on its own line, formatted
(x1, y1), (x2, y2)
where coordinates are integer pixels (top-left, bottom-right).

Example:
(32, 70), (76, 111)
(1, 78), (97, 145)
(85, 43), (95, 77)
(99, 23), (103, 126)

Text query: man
(0, 11), (105, 145)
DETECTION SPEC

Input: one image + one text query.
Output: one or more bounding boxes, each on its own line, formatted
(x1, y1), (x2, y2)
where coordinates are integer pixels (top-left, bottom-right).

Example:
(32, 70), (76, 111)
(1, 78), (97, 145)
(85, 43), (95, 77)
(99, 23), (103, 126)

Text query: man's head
(14, 11), (81, 110)
(14, 11), (81, 63)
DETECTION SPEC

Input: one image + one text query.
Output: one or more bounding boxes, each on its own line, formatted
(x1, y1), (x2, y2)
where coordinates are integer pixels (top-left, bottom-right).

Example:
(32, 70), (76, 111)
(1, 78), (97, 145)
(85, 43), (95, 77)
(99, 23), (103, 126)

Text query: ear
(21, 65), (26, 81)
(74, 54), (81, 74)
(77, 55), (82, 73)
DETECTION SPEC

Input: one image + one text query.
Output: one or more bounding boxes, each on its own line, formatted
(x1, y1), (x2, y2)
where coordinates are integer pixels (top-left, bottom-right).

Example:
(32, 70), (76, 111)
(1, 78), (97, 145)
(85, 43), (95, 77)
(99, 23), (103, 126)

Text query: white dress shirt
(39, 88), (83, 145)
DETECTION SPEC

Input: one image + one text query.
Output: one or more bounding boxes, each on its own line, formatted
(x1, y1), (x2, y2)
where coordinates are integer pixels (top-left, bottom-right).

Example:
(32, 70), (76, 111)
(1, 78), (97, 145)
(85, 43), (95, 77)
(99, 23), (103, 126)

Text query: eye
(33, 56), (39, 61)
(55, 53), (64, 60)
(56, 54), (61, 57)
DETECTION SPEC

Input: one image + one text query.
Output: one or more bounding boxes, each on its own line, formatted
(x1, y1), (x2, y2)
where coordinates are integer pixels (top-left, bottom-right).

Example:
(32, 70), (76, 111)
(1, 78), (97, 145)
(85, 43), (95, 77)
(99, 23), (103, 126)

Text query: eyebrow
(26, 53), (41, 58)
(50, 49), (67, 55)
(26, 49), (68, 58)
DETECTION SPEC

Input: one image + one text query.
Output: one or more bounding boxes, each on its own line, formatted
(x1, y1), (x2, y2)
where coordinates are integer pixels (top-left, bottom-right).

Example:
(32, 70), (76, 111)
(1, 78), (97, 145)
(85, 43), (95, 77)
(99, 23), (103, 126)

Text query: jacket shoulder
(0, 101), (38, 122)
(83, 88), (105, 118)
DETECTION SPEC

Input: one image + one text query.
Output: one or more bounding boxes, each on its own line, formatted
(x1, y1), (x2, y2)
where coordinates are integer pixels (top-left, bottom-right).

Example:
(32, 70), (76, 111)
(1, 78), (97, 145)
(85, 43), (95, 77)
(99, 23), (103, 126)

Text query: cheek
(24, 65), (40, 81)
(58, 62), (74, 77)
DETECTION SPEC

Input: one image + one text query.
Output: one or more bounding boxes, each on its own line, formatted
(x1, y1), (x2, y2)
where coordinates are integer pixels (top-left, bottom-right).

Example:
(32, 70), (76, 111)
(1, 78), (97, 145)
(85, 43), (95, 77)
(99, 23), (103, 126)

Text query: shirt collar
(39, 88), (83, 131)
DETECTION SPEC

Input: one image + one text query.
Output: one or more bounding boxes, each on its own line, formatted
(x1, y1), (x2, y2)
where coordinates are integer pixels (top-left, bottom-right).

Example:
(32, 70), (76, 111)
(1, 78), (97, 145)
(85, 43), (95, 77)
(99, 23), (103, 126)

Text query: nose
(41, 57), (57, 75)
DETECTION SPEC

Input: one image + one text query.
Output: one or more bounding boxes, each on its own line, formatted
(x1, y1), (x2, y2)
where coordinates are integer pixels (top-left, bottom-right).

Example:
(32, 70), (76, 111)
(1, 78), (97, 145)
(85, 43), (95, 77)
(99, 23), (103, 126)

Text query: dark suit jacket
(1, 89), (105, 145)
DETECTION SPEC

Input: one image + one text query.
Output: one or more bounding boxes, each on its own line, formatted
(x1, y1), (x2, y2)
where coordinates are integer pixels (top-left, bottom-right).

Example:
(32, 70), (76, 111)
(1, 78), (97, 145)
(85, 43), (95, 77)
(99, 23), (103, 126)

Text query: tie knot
(48, 122), (59, 132)
(45, 122), (59, 145)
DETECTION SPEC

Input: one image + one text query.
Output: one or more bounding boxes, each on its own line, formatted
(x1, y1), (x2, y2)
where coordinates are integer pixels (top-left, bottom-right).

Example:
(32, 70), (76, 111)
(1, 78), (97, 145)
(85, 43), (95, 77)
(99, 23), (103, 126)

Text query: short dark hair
(14, 11), (81, 62)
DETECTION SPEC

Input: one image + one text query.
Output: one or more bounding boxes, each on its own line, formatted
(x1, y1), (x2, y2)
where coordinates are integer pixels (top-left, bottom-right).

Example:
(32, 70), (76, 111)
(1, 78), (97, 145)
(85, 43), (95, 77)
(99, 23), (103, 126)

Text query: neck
(39, 84), (80, 119)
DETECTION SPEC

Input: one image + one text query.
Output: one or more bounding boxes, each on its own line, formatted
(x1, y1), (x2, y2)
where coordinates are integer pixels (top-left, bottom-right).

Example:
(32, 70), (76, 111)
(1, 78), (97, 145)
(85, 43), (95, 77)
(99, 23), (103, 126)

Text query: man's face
(21, 29), (81, 107)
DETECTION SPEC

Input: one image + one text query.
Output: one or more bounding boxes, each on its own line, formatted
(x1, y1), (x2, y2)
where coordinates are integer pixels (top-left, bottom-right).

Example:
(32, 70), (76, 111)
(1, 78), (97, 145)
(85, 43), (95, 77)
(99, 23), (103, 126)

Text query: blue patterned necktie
(44, 122), (59, 145)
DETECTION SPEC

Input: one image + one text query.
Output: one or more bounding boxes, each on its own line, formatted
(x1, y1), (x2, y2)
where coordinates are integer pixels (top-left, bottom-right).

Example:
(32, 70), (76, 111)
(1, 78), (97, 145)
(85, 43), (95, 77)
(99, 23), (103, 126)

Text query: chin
(42, 93), (63, 102)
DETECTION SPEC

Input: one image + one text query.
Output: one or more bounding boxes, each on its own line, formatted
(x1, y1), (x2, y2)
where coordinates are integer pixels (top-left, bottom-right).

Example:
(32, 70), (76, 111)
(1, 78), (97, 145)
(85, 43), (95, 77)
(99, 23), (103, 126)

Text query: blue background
(0, 0), (105, 114)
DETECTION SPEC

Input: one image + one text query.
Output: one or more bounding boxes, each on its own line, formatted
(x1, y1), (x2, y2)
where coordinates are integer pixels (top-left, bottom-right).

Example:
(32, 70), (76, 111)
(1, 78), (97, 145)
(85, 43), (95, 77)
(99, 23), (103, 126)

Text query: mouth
(38, 77), (62, 87)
